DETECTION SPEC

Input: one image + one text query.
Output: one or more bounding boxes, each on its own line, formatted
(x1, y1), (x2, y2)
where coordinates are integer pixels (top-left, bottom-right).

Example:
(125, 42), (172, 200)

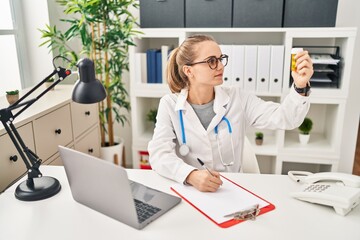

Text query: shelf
(130, 28), (357, 174)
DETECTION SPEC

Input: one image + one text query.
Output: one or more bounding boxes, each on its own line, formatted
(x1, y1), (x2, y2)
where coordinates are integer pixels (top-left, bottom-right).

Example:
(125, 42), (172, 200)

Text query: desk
(0, 166), (359, 240)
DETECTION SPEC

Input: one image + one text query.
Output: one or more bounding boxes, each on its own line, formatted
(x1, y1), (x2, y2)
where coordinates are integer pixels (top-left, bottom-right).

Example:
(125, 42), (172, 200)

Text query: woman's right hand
(185, 170), (223, 192)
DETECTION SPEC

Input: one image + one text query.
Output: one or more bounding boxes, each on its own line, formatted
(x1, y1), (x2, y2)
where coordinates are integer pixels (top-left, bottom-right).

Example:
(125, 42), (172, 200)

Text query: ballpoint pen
(197, 158), (215, 177)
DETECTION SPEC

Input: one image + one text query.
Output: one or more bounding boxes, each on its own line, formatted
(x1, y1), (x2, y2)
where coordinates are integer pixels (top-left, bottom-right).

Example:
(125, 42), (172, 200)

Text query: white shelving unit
(130, 28), (357, 174)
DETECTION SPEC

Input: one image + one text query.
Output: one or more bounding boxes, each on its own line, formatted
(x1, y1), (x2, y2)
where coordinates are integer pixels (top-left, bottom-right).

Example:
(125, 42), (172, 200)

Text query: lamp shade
(72, 58), (106, 104)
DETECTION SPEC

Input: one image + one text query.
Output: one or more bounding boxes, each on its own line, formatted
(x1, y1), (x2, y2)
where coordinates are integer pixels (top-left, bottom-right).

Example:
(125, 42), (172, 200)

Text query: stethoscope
(178, 110), (235, 166)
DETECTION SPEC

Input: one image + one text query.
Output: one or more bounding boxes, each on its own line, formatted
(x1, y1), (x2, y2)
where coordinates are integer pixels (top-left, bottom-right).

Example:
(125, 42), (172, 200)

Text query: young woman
(148, 35), (313, 192)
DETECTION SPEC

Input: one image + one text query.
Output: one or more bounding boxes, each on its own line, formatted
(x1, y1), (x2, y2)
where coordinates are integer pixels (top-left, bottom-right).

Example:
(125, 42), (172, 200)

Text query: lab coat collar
(174, 88), (188, 111)
(174, 87), (229, 112)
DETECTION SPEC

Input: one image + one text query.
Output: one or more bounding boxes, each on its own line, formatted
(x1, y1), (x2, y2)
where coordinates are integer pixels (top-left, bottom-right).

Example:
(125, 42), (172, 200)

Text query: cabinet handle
(261, 78), (265, 82)
(85, 111), (91, 116)
(9, 155), (18, 162)
(88, 148), (94, 153)
(248, 78), (252, 82)
(274, 78), (278, 83)
(236, 77), (240, 82)
(55, 129), (62, 135)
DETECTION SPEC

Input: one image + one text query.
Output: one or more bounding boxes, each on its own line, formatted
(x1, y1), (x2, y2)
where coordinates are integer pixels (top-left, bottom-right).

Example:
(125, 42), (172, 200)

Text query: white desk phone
(288, 171), (360, 216)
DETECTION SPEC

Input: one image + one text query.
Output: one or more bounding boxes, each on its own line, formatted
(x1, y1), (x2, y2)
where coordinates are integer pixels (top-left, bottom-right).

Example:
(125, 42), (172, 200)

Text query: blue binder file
(146, 49), (157, 83)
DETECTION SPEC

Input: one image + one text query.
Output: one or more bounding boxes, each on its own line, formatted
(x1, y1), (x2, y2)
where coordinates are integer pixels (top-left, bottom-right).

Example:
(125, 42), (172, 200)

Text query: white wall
(20, 0), (53, 87)
(336, 0), (360, 172)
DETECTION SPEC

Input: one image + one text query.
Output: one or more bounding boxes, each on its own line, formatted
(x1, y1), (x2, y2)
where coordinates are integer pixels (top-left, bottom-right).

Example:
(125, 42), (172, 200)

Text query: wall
(336, 0), (360, 172)
(20, 0), (53, 87)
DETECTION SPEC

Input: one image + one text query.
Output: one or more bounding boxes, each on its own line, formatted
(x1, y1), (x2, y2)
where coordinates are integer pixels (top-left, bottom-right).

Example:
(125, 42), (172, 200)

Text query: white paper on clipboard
(171, 176), (270, 224)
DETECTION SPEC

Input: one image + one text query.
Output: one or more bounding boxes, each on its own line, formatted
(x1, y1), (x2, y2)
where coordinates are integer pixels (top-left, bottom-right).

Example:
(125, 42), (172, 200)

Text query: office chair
(242, 137), (261, 174)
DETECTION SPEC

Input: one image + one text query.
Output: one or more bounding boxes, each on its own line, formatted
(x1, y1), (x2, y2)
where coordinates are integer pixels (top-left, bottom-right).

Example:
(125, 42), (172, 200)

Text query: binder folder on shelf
(171, 176), (275, 228)
(232, 45), (245, 88)
(244, 45), (257, 92)
(269, 45), (285, 93)
(256, 46), (271, 93)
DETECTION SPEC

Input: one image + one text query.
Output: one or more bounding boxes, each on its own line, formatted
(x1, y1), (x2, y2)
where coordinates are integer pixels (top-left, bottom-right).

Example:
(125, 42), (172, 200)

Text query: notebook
(58, 146), (181, 230)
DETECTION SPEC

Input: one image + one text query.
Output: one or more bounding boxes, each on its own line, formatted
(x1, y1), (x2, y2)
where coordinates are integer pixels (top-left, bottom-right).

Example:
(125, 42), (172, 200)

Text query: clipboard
(171, 175), (275, 228)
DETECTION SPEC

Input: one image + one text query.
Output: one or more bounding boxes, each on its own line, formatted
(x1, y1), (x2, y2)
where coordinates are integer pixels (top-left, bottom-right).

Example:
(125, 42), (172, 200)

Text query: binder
(146, 49), (157, 83)
(171, 175), (275, 228)
(220, 45), (233, 86)
(155, 50), (162, 83)
(269, 45), (284, 93)
(256, 46), (271, 93)
(244, 45), (257, 92)
(232, 45), (245, 88)
(134, 53), (147, 84)
(161, 45), (170, 85)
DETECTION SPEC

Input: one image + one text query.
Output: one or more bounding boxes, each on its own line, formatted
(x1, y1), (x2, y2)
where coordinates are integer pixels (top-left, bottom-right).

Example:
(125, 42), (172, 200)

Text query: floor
(353, 121), (360, 176)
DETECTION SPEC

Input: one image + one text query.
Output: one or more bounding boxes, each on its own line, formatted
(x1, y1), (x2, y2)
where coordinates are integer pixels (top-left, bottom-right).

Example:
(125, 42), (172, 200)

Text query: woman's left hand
(292, 50), (314, 88)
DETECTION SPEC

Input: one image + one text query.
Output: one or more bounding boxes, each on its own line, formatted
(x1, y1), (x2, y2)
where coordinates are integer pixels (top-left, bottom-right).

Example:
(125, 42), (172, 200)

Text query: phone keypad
(304, 184), (330, 192)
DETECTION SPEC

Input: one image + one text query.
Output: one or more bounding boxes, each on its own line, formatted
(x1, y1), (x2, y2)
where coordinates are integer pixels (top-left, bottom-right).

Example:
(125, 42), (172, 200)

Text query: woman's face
(185, 41), (225, 88)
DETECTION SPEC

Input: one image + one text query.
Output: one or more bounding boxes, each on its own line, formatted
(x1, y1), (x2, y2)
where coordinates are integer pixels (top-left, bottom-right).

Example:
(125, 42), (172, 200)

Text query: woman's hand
(186, 170), (223, 192)
(292, 50), (314, 88)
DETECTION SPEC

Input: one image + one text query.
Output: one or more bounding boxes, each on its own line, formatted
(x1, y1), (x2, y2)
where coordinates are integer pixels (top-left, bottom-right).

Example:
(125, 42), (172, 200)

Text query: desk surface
(0, 166), (359, 240)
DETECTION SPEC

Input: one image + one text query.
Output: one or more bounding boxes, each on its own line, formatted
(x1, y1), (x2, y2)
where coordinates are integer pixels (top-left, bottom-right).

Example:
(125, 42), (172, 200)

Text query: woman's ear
(182, 65), (193, 79)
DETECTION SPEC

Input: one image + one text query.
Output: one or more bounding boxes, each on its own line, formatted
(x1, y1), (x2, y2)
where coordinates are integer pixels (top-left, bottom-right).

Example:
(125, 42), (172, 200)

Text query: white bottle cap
(291, 48), (303, 54)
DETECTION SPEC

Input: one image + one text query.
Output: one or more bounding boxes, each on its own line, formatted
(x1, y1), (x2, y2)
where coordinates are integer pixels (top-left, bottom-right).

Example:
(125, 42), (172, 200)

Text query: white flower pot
(299, 133), (310, 145)
(100, 137), (124, 166)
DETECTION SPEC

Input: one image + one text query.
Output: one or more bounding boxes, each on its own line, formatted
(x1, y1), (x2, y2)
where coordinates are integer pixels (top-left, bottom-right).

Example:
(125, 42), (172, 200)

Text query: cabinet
(129, 28), (357, 175)
(0, 85), (100, 192)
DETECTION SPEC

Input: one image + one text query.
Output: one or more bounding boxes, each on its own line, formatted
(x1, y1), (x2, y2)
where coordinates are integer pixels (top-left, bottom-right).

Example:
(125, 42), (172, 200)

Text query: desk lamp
(0, 57), (106, 201)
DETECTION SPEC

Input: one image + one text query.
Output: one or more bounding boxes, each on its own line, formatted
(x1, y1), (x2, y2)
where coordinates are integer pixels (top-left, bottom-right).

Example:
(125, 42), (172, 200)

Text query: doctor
(148, 35), (313, 192)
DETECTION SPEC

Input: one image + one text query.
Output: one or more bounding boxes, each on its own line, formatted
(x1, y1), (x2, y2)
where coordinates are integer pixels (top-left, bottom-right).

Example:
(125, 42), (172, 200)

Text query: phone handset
(288, 171), (360, 187)
(288, 171), (360, 216)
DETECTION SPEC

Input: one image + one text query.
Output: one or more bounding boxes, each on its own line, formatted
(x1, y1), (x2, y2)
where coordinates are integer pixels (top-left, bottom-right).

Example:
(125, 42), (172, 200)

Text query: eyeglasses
(224, 204), (260, 221)
(186, 54), (228, 70)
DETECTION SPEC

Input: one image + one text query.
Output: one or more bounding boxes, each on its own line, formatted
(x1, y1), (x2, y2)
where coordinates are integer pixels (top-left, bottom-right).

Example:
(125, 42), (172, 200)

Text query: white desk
(0, 166), (359, 240)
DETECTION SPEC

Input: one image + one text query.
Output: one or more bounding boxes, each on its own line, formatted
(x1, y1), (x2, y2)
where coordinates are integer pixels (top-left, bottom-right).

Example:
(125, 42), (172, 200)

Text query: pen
(197, 158), (215, 177)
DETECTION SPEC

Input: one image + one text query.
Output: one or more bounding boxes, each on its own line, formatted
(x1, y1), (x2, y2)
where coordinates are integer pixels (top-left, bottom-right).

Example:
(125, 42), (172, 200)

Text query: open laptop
(58, 146), (181, 230)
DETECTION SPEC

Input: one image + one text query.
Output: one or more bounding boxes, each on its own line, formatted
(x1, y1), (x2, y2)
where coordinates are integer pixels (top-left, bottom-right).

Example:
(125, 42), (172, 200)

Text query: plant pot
(6, 94), (19, 105)
(100, 137), (124, 166)
(255, 139), (263, 146)
(299, 133), (310, 145)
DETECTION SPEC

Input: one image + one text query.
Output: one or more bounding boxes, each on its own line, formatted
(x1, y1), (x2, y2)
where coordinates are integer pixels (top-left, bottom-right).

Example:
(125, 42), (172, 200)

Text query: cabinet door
(74, 126), (101, 158)
(33, 104), (73, 161)
(71, 102), (98, 139)
(0, 123), (35, 192)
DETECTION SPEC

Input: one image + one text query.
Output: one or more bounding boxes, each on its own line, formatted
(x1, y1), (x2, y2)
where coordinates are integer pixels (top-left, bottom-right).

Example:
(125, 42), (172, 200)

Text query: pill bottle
(291, 48), (303, 72)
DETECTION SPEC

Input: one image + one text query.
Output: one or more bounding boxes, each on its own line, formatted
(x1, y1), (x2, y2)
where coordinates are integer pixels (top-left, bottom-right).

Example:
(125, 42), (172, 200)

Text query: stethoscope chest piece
(179, 144), (190, 156)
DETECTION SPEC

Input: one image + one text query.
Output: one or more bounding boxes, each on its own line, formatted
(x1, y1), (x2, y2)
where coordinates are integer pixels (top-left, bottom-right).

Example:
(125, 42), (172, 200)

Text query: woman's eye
(208, 57), (217, 65)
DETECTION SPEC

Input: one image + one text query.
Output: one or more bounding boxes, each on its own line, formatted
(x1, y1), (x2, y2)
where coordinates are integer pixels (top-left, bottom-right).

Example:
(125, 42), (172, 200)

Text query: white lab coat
(148, 85), (310, 183)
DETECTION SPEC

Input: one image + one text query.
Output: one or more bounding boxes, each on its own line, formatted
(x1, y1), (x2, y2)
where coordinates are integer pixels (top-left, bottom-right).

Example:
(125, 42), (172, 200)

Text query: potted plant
(255, 132), (264, 145)
(298, 117), (313, 145)
(45, 77), (55, 90)
(39, 0), (141, 165)
(147, 109), (158, 128)
(6, 90), (19, 105)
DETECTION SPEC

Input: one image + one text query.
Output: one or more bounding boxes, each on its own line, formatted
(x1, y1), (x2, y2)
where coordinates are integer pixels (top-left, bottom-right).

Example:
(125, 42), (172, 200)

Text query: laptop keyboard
(134, 199), (161, 223)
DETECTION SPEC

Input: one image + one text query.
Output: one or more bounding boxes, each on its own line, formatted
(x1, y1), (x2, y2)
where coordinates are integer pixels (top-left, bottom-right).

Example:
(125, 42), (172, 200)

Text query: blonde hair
(166, 35), (216, 93)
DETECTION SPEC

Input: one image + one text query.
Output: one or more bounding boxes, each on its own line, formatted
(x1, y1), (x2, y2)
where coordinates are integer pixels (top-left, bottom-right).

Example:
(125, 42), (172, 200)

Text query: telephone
(288, 171), (360, 216)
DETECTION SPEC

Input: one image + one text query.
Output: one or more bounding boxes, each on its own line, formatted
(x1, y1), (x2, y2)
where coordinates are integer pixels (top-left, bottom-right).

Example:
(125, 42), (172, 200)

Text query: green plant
(39, 0), (141, 147)
(255, 132), (263, 140)
(46, 77), (55, 82)
(147, 109), (158, 124)
(298, 117), (313, 135)
(6, 90), (19, 95)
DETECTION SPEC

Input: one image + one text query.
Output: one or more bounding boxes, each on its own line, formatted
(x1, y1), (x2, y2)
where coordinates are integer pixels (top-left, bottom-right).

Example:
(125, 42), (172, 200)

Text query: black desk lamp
(0, 57), (106, 201)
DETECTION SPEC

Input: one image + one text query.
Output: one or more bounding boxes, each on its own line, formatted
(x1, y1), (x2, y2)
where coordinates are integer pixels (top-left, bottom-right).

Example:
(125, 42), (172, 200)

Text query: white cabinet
(129, 28), (357, 174)
(0, 85), (101, 192)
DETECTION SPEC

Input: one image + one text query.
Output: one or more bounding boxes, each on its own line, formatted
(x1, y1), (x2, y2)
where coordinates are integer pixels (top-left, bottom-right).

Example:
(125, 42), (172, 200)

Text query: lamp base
(15, 176), (61, 201)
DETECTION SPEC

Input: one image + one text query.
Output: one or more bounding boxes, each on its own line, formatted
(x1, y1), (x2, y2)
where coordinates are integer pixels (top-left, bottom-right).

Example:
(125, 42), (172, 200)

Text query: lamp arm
(0, 66), (72, 184)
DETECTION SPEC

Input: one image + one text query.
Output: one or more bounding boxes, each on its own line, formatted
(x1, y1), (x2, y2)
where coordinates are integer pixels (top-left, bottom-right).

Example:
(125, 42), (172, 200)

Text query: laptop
(58, 146), (181, 229)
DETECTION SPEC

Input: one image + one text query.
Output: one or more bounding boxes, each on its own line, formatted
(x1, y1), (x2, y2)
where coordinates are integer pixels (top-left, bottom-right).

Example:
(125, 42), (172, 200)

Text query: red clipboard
(171, 175), (275, 228)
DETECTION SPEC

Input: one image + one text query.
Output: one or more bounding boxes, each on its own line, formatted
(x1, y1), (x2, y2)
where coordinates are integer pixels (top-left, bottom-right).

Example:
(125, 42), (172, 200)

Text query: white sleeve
(243, 86), (310, 130)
